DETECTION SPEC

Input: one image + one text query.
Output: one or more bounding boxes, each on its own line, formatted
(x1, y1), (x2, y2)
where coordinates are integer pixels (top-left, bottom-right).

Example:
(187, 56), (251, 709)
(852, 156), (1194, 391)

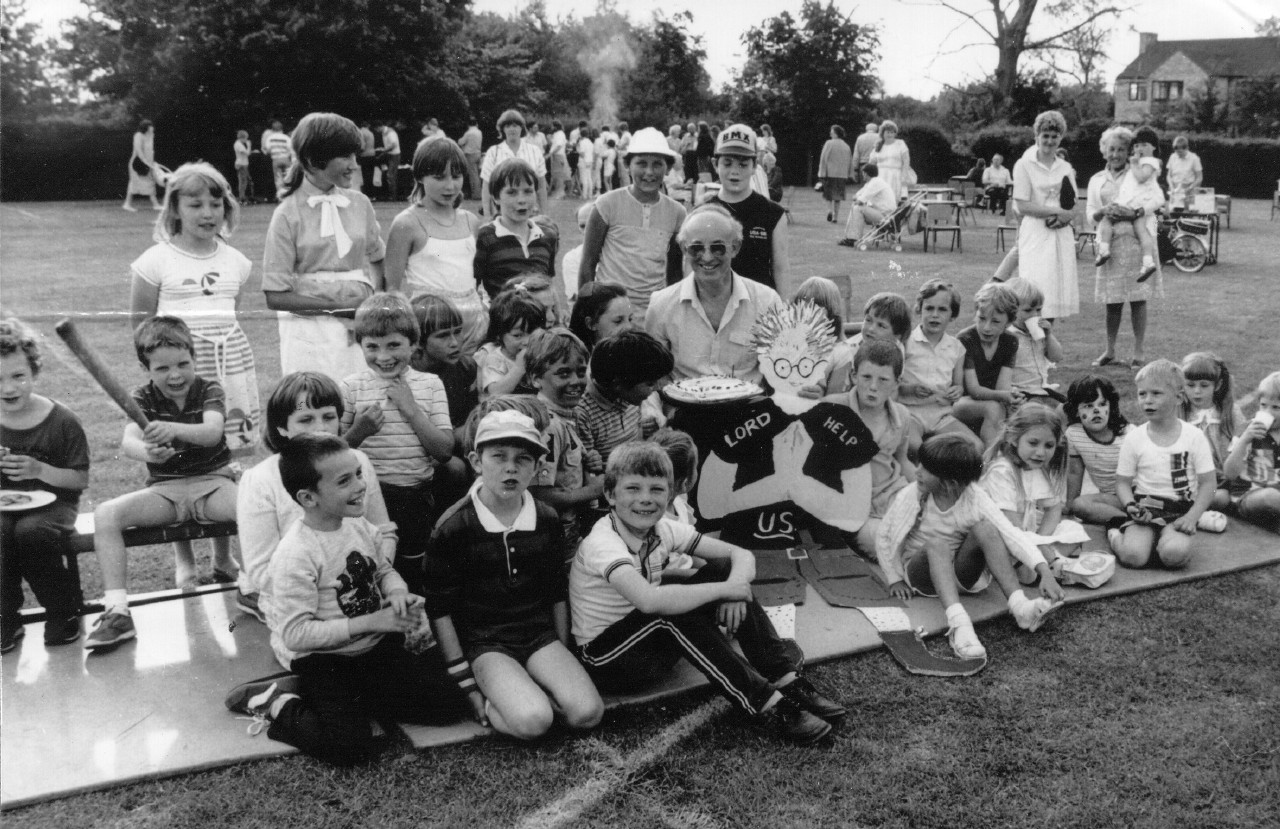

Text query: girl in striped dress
(130, 161), (260, 452)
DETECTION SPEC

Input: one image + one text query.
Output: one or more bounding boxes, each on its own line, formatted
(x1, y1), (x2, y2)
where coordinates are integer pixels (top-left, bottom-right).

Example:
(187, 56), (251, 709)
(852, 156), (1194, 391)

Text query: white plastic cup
(1254, 410), (1275, 431)
(1026, 316), (1046, 341)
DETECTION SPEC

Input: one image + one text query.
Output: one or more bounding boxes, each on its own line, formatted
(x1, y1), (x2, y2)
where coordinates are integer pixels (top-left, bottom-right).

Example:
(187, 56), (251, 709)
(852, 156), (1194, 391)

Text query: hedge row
(966, 123), (1280, 199)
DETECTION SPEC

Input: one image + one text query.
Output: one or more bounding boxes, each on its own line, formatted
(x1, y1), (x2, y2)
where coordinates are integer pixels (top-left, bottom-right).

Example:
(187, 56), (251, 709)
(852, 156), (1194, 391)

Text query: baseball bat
(54, 318), (150, 429)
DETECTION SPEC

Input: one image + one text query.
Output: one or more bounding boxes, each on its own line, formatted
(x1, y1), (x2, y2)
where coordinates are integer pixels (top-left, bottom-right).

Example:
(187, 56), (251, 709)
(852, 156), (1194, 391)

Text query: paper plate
(0, 489), (56, 512)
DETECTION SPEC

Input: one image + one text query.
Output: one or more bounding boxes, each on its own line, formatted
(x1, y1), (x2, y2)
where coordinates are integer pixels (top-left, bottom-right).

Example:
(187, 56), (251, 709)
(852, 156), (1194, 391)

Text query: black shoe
(779, 676), (847, 722)
(1, 624), (25, 654)
(1136, 262), (1157, 283)
(755, 697), (832, 745)
(43, 615), (81, 647)
(837, 239), (858, 247)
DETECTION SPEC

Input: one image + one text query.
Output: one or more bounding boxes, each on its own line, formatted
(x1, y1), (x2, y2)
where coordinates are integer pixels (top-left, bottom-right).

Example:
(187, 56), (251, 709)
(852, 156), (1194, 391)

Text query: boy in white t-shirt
(570, 442), (845, 744)
(1095, 155), (1161, 281)
(1113, 360), (1218, 569)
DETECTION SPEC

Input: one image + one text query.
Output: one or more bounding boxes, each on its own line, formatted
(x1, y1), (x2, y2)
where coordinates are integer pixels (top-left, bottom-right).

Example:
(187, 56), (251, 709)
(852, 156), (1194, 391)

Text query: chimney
(1139, 32), (1157, 54)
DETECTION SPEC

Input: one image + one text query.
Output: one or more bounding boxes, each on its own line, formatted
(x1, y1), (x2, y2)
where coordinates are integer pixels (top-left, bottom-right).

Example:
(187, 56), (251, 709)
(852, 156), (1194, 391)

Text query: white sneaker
(948, 622), (987, 659)
(1197, 511), (1227, 533)
(1008, 592), (1063, 632)
(1107, 528), (1124, 552)
(1023, 597), (1064, 633)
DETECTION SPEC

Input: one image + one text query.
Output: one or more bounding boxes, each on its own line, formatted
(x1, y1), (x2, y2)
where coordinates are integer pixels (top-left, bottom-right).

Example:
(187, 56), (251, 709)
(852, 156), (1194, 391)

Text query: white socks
(946, 603), (986, 659)
(103, 589), (129, 615)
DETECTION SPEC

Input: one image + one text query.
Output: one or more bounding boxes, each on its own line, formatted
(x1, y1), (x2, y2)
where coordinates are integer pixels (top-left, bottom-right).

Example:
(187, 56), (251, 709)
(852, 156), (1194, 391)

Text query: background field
(1, 190), (1277, 827)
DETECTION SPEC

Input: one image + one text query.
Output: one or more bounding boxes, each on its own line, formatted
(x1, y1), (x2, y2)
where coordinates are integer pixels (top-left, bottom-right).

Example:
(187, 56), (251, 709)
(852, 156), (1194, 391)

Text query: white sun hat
(624, 127), (677, 161)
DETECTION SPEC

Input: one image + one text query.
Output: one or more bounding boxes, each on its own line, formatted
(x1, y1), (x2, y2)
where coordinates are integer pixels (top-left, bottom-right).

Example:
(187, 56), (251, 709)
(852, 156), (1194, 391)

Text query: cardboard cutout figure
(676, 302), (876, 546)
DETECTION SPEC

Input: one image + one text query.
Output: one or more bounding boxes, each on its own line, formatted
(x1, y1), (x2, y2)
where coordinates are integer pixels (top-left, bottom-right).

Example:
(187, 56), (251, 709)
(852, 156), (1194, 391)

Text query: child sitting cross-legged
(1180, 351), (1244, 521)
(953, 282), (1022, 446)
(1224, 371), (1280, 533)
(981, 404), (1086, 574)
(576, 330), (674, 466)
(423, 410), (604, 740)
(1112, 359), (1218, 569)
(571, 441), (845, 745)
(823, 340), (913, 557)
(224, 433), (466, 765)
(525, 328), (604, 558)
(86, 316), (238, 650)
(899, 279), (971, 455)
(876, 433), (1066, 660)
(1063, 374), (1130, 526)
(341, 294), (454, 595)
(1002, 277), (1064, 408)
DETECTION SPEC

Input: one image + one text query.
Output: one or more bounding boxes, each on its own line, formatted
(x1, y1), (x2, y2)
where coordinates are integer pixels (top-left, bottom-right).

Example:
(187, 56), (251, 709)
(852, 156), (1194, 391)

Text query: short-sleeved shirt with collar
(902, 325), (964, 408)
(570, 513), (703, 646)
(574, 381), (639, 465)
(644, 271), (782, 383)
(132, 376), (231, 482)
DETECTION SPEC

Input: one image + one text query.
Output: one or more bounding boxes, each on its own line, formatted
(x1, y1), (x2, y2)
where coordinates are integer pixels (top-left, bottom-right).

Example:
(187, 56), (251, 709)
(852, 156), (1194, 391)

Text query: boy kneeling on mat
(571, 441), (845, 744)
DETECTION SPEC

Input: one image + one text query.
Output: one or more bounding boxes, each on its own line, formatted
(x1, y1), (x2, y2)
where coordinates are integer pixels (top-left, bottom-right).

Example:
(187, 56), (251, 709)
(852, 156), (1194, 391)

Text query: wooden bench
(17, 515), (239, 624)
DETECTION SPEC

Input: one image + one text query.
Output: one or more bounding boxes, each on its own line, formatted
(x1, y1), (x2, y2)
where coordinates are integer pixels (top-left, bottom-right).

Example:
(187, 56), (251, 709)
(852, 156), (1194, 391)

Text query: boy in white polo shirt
(571, 441), (845, 744)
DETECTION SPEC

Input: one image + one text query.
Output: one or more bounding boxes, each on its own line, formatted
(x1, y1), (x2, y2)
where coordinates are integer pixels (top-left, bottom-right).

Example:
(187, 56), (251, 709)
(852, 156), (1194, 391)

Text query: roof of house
(1117, 37), (1280, 80)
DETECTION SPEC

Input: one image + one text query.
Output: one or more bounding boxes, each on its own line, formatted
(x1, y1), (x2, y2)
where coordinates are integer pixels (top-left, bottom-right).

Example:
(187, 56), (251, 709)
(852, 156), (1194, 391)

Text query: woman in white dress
(869, 119), (910, 200)
(1012, 110), (1079, 320)
(123, 119), (162, 211)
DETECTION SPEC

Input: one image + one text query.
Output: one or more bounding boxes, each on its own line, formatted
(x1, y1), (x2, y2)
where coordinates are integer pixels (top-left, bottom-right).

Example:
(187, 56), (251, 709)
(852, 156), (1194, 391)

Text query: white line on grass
(515, 698), (726, 829)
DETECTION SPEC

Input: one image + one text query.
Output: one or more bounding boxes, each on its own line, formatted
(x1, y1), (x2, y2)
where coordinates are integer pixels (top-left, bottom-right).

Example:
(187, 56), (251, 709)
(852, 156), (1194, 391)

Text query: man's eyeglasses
(685, 243), (728, 257)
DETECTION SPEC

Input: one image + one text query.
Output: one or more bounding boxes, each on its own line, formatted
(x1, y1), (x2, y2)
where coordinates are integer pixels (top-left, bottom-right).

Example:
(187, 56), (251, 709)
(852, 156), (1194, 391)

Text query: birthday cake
(662, 376), (763, 405)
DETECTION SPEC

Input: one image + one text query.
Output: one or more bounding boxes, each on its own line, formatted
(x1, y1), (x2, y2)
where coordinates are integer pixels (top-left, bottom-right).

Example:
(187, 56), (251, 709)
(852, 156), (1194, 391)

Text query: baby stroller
(853, 191), (927, 252)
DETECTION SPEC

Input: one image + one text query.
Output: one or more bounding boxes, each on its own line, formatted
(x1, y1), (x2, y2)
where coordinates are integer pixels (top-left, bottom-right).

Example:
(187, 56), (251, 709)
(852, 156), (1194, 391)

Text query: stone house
(1113, 33), (1280, 124)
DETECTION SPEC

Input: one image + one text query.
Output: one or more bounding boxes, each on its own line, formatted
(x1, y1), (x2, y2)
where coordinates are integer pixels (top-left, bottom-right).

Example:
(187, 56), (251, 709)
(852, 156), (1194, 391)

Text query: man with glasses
(705, 124), (792, 299)
(645, 205), (783, 385)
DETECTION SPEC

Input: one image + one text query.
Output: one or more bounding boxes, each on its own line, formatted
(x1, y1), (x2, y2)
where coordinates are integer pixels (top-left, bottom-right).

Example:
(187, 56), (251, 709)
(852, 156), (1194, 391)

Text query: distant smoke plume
(578, 33), (636, 126)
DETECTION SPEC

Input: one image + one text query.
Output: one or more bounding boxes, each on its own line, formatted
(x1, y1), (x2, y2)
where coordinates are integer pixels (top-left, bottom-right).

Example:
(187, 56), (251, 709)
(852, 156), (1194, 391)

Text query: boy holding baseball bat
(85, 316), (238, 650)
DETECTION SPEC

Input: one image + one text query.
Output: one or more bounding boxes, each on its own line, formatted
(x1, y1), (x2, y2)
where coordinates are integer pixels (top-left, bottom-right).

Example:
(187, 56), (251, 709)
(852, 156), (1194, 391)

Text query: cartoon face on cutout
(753, 302), (835, 398)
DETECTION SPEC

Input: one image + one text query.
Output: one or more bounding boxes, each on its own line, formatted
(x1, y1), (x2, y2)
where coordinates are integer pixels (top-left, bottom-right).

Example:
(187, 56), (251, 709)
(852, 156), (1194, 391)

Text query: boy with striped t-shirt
(342, 295), (453, 594)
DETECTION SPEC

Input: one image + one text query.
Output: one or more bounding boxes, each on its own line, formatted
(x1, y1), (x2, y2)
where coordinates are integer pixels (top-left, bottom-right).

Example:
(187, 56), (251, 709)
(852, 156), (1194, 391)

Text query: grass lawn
(1, 190), (1278, 826)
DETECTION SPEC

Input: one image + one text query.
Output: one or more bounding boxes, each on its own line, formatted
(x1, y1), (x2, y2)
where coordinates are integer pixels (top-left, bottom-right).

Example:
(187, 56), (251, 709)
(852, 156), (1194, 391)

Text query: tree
(732, 1), (880, 177)
(1, 0), (58, 120)
(55, 0), (470, 132)
(623, 11), (712, 127)
(924, 0), (1128, 117)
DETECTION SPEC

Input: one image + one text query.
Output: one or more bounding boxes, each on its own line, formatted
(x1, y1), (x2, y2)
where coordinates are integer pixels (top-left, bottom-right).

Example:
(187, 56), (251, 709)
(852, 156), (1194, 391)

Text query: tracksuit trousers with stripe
(576, 564), (802, 715)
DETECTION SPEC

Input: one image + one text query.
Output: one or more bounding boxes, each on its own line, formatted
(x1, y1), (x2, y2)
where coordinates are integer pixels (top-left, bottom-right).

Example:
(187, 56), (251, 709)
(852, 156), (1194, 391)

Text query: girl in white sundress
(262, 112), (385, 382)
(384, 138), (488, 354)
(130, 162), (260, 452)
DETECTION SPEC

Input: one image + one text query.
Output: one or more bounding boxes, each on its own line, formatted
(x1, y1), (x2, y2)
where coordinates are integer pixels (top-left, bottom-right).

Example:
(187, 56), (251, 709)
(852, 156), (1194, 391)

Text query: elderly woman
(869, 120), (911, 200)
(479, 108), (547, 217)
(579, 128), (687, 319)
(645, 204), (783, 383)
(1086, 125), (1165, 367)
(1012, 110), (1079, 320)
(1165, 134), (1204, 209)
